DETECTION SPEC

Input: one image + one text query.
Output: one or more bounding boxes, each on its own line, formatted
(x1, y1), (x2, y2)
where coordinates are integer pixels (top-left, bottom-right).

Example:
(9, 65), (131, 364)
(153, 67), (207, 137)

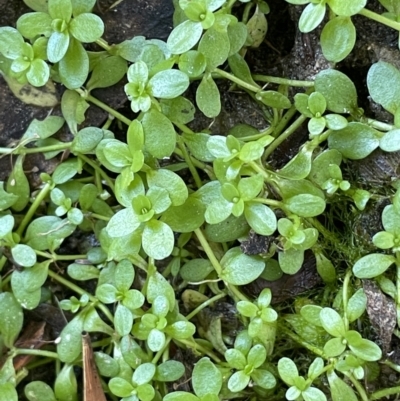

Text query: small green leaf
(278, 357), (298, 386)
(327, 370), (358, 401)
(285, 194), (326, 217)
(47, 31), (70, 63)
(328, 122), (380, 160)
(154, 360), (185, 382)
(163, 392), (198, 401)
(5, 155), (29, 212)
(347, 289), (367, 322)
(86, 55), (127, 91)
(0, 292), (23, 348)
(320, 307), (346, 337)
(167, 20), (203, 54)
(256, 90), (291, 109)
(328, 0), (367, 16)
(178, 50), (206, 78)
(244, 203), (277, 235)
(57, 316), (84, 363)
(180, 259), (214, 282)
(220, 247), (265, 285)
(142, 220), (174, 260)
(324, 337), (346, 357)
(17, 12), (52, 39)
(228, 370), (250, 392)
(225, 348), (247, 370)
(279, 248), (304, 274)
(71, 127), (104, 154)
(380, 128), (400, 151)
(298, 3), (326, 33)
(315, 69), (358, 113)
(25, 381), (56, 401)
(196, 74), (221, 118)
(115, 304), (134, 336)
(0, 383), (18, 401)
(0, 183), (18, 211)
(107, 207), (140, 238)
(198, 28), (230, 69)
(321, 16), (355, 62)
(353, 253), (396, 278)
(161, 97), (195, 125)
(59, 37), (89, 89)
(251, 368), (276, 389)
(69, 13), (104, 42)
(11, 244), (37, 267)
(148, 69), (189, 99)
(142, 109), (176, 158)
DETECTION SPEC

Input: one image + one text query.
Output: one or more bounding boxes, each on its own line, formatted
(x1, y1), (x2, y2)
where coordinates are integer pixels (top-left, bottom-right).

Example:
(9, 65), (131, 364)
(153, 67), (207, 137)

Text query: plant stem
(79, 154), (115, 193)
(78, 91), (132, 126)
(194, 228), (223, 276)
(178, 338), (222, 363)
(95, 38), (112, 52)
(0, 143), (72, 155)
(358, 8), (400, 31)
(47, 269), (114, 324)
(252, 74), (314, 87)
(278, 324), (324, 357)
(177, 140), (203, 188)
(364, 118), (394, 131)
(214, 68), (261, 92)
(17, 182), (51, 237)
(263, 114), (307, 160)
(342, 269), (352, 330)
(371, 386), (400, 400)
(13, 349), (59, 359)
(186, 293), (227, 320)
(343, 372), (369, 401)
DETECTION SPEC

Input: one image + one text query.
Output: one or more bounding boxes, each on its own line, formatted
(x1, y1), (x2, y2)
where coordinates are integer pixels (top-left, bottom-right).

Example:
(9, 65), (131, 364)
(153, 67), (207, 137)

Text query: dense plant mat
(1, 0), (400, 400)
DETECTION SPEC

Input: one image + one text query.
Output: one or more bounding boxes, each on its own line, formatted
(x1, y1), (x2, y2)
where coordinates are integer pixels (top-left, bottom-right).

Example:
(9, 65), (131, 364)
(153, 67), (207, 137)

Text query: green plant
(1, 0), (400, 400)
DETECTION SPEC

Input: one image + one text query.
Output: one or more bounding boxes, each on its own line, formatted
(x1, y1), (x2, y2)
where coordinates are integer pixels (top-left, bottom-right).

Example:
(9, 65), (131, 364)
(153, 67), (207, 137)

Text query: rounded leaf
(167, 20), (203, 54)
(220, 247), (265, 285)
(192, 358), (222, 397)
(69, 13), (104, 42)
(353, 253), (395, 278)
(148, 69), (189, 99)
(142, 220), (174, 260)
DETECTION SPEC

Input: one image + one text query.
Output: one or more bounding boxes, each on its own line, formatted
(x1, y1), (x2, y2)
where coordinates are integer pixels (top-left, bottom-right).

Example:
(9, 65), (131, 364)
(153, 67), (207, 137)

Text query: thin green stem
(0, 143), (72, 155)
(342, 269), (352, 330)
(48, 269), (114, 323)
(343, 372), (369, 401)
(371, 386), (400, 400)
(186, 293), (227, 320)
(364, 118), (394, 132)
(86, 213), (111, 222)
(382, 359), (400, 373)
(249, 161), (273, 182)
(95, 38), (112, 52)
(252, 74), (314, 87)
(358, 8), (400, 31)
(13, 349), (59, 359)
(263, 114), (307, 160)
(194, 228), (223, 276)
(80, 91), (132, 126)
(0, 255), (8, 273)
(251, 197), (283, 208)
(278, 324), (324, 357)
(17, 182), (51, 237)
(35, 251), (87, 261)
(177, 140), (203, 188)
(214, 68), (261, 92)
(178, 338), (222, 364)
(79, 154), (115, 193)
